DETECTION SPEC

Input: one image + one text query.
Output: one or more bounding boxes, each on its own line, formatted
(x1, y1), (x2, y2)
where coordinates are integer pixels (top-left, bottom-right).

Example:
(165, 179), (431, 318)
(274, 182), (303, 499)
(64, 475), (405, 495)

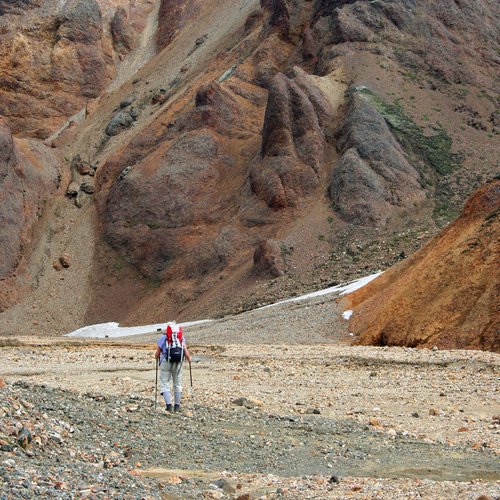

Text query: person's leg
(172, 363), (184, 411)
(159, 361), (173, 411)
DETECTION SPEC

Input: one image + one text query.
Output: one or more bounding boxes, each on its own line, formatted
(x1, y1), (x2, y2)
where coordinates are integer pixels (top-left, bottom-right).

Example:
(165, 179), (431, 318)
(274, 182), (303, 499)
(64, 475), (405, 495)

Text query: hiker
(155, 322), (191, 413)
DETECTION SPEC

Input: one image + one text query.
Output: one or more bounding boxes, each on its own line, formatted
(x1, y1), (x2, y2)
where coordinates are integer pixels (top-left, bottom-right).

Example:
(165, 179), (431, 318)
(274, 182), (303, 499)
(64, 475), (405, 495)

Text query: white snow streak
(65, 319), (212, 339)
(65, 272), (382, 339)
(342, 310), (353, 320)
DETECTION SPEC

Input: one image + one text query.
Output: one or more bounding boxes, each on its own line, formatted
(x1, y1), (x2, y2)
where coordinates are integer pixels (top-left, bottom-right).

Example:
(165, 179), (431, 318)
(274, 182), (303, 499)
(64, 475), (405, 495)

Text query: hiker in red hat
(155, 322), (192, 413)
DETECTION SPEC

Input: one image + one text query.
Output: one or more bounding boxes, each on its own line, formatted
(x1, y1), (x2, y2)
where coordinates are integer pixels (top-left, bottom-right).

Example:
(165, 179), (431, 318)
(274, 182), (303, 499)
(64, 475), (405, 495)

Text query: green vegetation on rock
(349, 86), (462, 176)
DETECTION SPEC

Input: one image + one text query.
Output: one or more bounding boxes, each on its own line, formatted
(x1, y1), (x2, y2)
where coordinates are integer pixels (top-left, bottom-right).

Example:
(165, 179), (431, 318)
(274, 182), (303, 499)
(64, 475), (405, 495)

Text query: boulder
(71, 154), (91, 175)
(110, 7), (137, 56)
(59, 253), (72, 268)
(253, 239), (284, 278)
(66, 181), (80, 196)
(105, 108), (139, 136)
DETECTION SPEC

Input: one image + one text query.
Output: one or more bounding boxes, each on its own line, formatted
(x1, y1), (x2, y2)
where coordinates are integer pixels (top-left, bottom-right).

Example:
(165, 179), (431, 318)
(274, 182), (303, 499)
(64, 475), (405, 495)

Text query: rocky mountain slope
(343, 177), (500, 352)
(0, 0), (499, 335)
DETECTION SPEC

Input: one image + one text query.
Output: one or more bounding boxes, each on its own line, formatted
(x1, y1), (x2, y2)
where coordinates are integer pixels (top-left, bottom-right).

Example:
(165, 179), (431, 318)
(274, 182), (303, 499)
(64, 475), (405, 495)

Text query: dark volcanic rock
(105, 108), (139, 136)
(329, 92), (424, 226)
(250, 69), (332, 208)
(253, 239), (284, 278)
(111, 7), (137, 56)
(261, 0), (302, 38)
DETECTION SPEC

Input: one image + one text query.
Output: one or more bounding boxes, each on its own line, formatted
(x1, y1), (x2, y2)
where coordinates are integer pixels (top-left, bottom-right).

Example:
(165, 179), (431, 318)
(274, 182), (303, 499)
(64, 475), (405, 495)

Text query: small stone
(232, 397), (263, 409)
(120, 98), (133, 109)
(80, 182), (94, 194)
(0, 378), (6, 389)
(476, 496), (494, 500)
(329, 475), (340, 484)
(59, 253), (71, 268)
(412, 412), (420, 418)
(431, 346), (438, 351)
(458, 427), (469, 432)
(369, 417), (381, 426)
(53, 260), (63, 271)
(429, 408), (439, 416)
(351, 485), (362, 492)
(17, 427), (32, 449)
(306, 408), (321, 415)
(211, 479), (235, 493)
(66, 181), (80, 196)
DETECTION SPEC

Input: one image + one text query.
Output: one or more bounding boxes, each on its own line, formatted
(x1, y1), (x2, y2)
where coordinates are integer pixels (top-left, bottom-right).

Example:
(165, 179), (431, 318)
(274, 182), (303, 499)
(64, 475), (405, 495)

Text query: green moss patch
(349, 86), (462, 176)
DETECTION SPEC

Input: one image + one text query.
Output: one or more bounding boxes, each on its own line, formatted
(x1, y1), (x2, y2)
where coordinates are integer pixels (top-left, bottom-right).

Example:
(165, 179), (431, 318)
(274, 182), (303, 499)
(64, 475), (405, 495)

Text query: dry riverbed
(1, 298), (499, 498)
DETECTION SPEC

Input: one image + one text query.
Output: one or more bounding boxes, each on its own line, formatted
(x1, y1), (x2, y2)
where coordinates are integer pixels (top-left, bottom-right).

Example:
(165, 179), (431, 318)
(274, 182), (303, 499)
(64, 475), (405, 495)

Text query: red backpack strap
(166, 324), (173, 343)
(177, 326), (183, 342)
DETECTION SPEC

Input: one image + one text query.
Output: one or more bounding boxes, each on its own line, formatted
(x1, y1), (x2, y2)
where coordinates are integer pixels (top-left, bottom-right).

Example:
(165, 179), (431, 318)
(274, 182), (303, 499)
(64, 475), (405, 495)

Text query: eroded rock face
(312, 0), (498, 85)
(0, 118), (60, 283)
(111, 7), (137, 56)
(0, 0), (147, 138)
(329, 93), (424, 226)
(250, 70), (333, 208)
(253, 239), (284, 277)
(102, 131), (231, 278)
(156, 0), (200, 50)
(345, 178), (500, 352)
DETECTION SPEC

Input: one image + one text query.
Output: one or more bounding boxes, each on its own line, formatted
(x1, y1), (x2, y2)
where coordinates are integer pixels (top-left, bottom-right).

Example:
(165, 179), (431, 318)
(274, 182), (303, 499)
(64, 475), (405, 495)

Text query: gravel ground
(1, 297), (499, 498)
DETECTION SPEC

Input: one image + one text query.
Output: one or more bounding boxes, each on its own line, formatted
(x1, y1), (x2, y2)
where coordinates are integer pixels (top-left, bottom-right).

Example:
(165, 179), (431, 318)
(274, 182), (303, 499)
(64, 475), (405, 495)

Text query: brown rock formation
(111, 7), (137, 57)
(253, 239), (284, 277)
(156, 0), (200, 50)
(0, 117), (61, 308)
(0, 0), (149, 138)
(343, 179), (500, 352)
(250, 69), (333, 209)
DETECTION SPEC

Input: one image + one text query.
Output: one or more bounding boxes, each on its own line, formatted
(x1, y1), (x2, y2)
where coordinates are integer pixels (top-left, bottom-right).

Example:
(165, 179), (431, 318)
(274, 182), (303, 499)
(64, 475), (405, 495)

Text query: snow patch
(65, 319), (213, 339)
(256, 272), (383, 310)
(342, 310), (353, 320)
(66, 272), (382, 339)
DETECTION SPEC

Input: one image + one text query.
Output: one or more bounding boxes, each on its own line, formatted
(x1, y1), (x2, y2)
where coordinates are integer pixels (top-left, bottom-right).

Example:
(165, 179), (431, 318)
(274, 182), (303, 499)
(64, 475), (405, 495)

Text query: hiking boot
(166, 404), (173, 413)
(174, 404), (181, 413)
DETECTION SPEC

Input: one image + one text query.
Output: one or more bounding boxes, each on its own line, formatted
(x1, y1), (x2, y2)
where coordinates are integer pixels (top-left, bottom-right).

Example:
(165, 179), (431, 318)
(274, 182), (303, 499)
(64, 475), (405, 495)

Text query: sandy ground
(1, 295), (499, 498)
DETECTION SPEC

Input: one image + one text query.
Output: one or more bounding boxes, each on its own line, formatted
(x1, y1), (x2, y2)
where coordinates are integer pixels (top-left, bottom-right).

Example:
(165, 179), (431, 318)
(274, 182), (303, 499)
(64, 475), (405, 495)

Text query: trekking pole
(154, 357), (158, 411)
(189, 361), (193, 388)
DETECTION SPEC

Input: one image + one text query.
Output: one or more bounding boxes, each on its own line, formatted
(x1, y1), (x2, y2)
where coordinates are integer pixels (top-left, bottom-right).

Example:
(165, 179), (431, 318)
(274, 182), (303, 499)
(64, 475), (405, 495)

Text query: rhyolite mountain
(0, 0), (498, 340)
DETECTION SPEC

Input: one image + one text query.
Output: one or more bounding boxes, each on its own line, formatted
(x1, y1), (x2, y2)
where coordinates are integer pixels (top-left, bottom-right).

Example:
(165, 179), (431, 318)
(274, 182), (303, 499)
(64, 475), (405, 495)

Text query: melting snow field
(65, 272), (382, 339)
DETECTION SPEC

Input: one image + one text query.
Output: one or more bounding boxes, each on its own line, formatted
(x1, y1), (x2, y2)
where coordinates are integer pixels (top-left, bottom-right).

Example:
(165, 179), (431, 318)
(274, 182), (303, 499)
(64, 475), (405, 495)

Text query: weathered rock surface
(156, 0), (200, 50)
(105, 107), (139, 136)
(0, 118), (60, 307)
(0, 0), (149, 138)
(110, 7), (137, 57)
(250, 69), (332, 208)
(330, 92), (425, 226)
(345, 178), (500, 352)
(253, 239), (283, 277)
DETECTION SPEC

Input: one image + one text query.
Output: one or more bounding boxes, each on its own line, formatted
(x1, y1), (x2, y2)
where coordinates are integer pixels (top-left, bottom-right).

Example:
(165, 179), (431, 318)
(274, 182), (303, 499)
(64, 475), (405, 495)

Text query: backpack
(162, 324), (183, 363)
